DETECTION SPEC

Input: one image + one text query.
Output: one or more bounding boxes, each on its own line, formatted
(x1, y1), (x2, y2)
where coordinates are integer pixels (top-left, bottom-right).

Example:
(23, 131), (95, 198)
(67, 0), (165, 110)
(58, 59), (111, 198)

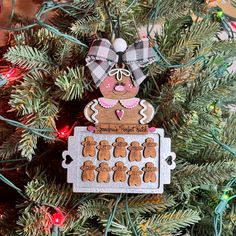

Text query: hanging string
(103, 0), (119, 38)
(0, 1), (90, 48)
(103, 193), (122, 236)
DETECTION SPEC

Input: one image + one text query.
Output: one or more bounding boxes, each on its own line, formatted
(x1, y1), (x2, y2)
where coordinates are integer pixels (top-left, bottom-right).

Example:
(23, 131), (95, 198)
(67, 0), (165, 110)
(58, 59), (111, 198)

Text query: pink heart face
(115, 109), (124, 120)
(99, 76), (139, 99)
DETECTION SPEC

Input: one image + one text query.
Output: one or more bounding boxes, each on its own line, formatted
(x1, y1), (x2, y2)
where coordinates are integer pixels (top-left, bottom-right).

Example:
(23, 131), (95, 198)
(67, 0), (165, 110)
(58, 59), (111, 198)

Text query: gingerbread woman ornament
(127, 166), (143, 186)
(81, 136), (97, 157)
(143, 138), (157, 158)
(128, 141), (143, 162)
(80, 161), (96, 182)
(112, 137), (128, 158)
(97, 140), (112, 161)
(96, 162), (111, 183)
(84, 38), (156, 125)
(142, 162), (157, 183)
(112, 161), (127, 182)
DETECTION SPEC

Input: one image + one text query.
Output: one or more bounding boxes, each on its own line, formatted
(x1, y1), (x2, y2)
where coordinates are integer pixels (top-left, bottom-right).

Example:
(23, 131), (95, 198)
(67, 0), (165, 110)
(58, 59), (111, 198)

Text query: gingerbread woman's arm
(140, 100), (155, 124)
(84, 99), (99, 124)
(112, 166), (117, 171)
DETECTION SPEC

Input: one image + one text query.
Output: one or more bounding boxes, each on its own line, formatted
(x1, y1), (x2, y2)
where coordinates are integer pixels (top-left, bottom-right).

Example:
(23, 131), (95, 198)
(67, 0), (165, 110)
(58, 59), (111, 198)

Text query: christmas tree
(0, 0), (236, 235)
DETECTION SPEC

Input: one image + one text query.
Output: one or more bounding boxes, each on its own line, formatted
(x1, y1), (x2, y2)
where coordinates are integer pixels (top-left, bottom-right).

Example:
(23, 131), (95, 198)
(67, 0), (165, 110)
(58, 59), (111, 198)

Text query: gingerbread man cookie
(112, 137), (128, 158)
(81, 136), (97, 157)
(127, 166), (143, 186)
(142, 162), (157, 183)
(143, 138), (157, 158)
(80, 161), (96, 181)
(97, 140), (112, 161)
(96, 162), (111, 183)
(112, 161), (127, 182)
(128, 141), (143, 162)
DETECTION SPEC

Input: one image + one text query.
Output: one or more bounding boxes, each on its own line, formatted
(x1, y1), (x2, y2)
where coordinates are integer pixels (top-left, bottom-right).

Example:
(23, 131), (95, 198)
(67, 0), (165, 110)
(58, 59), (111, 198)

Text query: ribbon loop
(86, 38), (156, 87)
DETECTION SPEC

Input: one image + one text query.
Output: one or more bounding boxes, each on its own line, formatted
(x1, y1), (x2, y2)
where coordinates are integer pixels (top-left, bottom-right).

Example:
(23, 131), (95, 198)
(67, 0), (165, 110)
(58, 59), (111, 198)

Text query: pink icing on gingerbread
(98, 98), (140, 109)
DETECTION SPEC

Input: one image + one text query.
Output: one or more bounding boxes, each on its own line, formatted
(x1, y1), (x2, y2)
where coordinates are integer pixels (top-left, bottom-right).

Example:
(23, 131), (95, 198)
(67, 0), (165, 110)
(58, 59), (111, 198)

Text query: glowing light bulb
(51, 212), (64, 226)
(217, 11), (223, 18)
(58, 125), (70, 138)
(222, 194), (230, 200)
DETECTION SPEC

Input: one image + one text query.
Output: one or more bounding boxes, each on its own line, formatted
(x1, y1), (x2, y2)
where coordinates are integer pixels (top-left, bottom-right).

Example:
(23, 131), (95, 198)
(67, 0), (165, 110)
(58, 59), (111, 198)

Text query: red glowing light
(51, 212), (64, 226)
(58, 125), (70, 138)
(2, 67), (23, 82)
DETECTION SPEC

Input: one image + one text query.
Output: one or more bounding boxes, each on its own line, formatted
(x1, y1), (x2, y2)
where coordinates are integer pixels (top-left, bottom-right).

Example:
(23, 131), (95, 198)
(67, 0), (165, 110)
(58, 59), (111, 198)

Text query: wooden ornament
(128, 141), (143, 162)
(143, 138), (157, 158)
(81, 136), (97, 157)
(62, 38), (176, 194)
(127, 166), (143, 186)
(97, 140), (112, 161)
(96, 162), (111, 183)
(84, 75), (155, 125)
(95, 124), (149, 134)
(112, 137), (128, 157)
(112, 161), (128, 182)
(142, 162), (157, 183)
(80, 161), (96, 182)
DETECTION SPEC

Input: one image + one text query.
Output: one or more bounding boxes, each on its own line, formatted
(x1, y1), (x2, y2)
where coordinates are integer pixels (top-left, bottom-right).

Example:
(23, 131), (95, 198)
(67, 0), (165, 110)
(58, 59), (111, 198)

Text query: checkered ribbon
(86, 38), (156, 87)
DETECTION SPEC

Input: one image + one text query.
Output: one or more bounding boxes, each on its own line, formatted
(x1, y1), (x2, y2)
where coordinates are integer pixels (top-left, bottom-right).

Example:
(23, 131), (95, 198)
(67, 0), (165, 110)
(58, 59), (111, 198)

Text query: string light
(57, 125), (71, 139)
(216, 10), (224, 19)
(51, 211), (64, 226)
(57, 122), (77, 139)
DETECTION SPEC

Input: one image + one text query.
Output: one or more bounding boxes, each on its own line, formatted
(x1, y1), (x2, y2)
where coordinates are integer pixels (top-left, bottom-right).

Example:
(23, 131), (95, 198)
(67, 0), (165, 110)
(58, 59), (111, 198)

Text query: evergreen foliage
(0, 0), (236, 235)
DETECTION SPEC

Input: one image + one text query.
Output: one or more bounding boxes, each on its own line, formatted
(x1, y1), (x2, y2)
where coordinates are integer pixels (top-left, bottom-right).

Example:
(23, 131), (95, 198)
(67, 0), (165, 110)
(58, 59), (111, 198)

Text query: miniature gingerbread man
(80, 161), (96, 181)
(127, 166), (143, 186)
(96, 162), (111, 183)
(143, 138), (157, 158)
(112, 161), (127, 182)
(81, 136), (97, 157)
(97, 140), (112, 161)
(112, 137), (128, 158)
(142, 162), (157, 183)
(128, 141), (143, 162)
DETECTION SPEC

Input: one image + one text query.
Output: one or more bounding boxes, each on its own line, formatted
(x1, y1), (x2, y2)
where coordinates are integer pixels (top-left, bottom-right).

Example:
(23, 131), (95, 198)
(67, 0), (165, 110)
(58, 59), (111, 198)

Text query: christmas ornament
(62, 38), (176, 193)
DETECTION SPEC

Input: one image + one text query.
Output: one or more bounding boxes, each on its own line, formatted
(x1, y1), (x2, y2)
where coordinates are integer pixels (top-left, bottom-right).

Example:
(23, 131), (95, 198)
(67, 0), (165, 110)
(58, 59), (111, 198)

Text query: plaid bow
(85, 38), (156, 87)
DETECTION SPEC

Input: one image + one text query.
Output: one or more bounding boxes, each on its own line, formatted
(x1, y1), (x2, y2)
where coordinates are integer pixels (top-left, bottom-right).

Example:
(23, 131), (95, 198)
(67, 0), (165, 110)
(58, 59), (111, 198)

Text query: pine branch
(25, 174), (75, 207)
(137, 209), (200, 235)
(174, 160), (236, 186)
(77, 198), (110, 221)
(4, 46), (53, 69)
(122, 194), (176, 214)
(0, 132), (20, 159)
(55, 67), (92, 101)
